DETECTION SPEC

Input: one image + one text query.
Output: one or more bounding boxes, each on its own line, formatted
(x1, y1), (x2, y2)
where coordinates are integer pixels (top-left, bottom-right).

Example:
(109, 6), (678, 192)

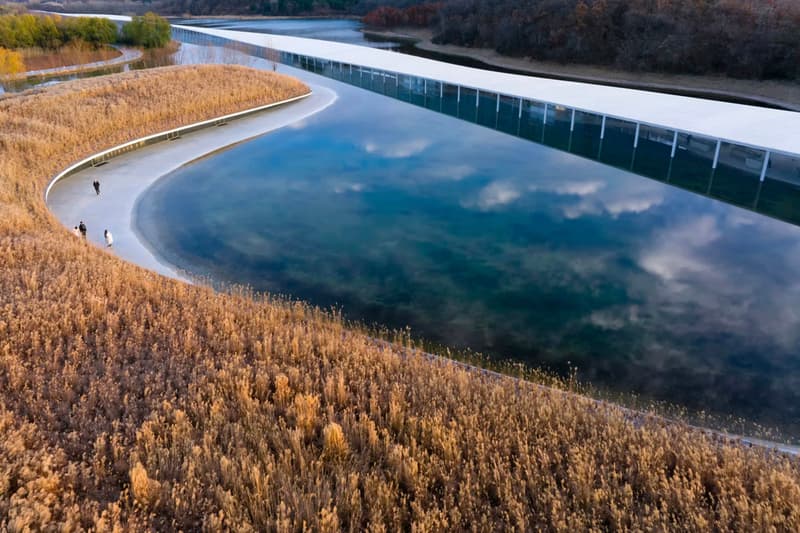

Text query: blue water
(136, 65), (800, 439)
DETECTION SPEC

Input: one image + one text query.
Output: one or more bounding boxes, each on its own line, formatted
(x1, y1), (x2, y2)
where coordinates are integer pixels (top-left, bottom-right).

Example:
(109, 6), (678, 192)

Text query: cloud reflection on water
(138, 78), (800, 435)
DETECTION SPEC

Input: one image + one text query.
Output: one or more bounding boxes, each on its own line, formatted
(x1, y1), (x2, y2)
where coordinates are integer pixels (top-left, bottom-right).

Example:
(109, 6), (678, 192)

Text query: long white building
(71, 14), (800, 184)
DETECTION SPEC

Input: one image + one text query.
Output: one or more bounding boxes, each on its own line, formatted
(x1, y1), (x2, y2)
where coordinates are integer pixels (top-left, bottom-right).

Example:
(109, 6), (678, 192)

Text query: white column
(760, 151), (771, 182)
(543, 103), (548, 125)
(518, 98), (523, 118)
(570, 109), (576, 132)
(712, 140), (721, 169)
(476, 89), (480, 107)
(670, 131), (679, 158)
(600, 116), (606, 139)
(496, 94), (501, 112)
(457, 86), (461, 103)
(423, 79), (427, 95)
(633, 123), (640, 148)
(440, 83), (443, 98)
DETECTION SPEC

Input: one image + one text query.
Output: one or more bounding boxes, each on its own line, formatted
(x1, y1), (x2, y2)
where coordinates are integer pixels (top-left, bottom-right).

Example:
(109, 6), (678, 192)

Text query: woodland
(27, 0), (800, 79)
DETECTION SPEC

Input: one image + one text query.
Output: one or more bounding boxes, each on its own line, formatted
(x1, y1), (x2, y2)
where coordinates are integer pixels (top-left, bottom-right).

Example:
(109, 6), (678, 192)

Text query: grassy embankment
(19, 44), (121, 71)
(1, 65), (800, 530)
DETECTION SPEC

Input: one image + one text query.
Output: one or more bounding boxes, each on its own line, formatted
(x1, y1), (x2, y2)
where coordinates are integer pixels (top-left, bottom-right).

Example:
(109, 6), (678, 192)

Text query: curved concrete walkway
(47, 83), (337, 281)
(44, 74), (800, 456)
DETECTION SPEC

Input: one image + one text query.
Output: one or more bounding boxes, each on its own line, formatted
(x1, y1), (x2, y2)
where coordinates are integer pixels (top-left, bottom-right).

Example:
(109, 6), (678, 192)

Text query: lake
(136, 63), (800, 440)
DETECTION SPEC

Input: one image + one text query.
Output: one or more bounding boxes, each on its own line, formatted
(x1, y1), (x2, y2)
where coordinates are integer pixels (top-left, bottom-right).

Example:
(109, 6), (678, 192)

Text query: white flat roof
(68, 14), (800, 157)
(176, 25), (800, 157)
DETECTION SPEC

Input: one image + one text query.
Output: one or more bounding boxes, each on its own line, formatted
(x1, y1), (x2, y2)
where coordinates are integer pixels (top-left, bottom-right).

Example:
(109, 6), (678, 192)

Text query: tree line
(44, 0), (414, 16)
(363, 3), (440, 27)
(0, 12), (172, 51)
(0, 14), (118, 49)
(428, 0), (800, 79)
(29, 0), (800, 80)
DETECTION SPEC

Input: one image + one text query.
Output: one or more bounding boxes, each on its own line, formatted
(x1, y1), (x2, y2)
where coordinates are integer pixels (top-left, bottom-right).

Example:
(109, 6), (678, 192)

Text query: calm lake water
(137, 67), (800, 439)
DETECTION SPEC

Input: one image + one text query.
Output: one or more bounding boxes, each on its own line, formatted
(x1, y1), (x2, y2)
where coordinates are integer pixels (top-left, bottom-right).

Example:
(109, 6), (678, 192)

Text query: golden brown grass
(19, 43), (121, 72)
(1, 64), (799, 530)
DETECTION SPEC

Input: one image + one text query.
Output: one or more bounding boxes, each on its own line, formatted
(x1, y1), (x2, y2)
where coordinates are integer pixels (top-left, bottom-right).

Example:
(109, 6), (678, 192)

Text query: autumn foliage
(434, 0), (800, 78)
(1, 65), (799, 529)
(0, 13), (118, 50)
(363, 4), (441, 28)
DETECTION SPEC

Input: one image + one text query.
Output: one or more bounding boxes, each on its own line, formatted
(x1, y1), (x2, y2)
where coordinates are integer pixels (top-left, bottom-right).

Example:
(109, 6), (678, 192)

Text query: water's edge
(46, 90), (800, 454)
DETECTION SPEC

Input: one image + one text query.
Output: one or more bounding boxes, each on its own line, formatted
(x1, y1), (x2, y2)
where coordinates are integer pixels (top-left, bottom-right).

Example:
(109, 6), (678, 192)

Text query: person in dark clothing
(78, 221), (87, 238)
(93, 180), (100, 195)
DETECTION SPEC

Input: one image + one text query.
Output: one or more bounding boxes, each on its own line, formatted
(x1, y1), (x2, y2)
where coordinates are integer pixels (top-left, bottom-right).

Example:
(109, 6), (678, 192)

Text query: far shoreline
(362, 27), (800, 112)
(2, 45), (143, 83)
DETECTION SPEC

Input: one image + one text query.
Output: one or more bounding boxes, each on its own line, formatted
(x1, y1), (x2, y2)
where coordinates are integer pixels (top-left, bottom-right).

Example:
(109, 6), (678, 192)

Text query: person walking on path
(78, 221), (87, 238)
(93, 180), (100, 195)
(104, 229), (113, 248)
(72, 226), (81, 237)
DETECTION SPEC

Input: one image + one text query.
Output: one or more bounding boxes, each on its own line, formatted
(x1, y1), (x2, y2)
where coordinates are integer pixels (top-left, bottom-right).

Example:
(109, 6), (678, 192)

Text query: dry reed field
(1, 65), (800, 531)
(20, 44), (121, 71)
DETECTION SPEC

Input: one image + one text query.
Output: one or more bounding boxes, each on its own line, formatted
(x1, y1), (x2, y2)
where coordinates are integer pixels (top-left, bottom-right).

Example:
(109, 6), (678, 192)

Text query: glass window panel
(599, 118), (637, 169)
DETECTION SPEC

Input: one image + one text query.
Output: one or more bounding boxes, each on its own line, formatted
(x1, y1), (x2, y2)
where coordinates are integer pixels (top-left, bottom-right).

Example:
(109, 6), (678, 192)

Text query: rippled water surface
(137, 73), (800, 438)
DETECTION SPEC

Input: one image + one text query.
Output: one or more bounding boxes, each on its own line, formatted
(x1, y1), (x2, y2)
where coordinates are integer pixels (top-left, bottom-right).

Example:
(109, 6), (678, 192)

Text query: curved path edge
(46, 84), (337, 281)
(45, 80), (800, 456)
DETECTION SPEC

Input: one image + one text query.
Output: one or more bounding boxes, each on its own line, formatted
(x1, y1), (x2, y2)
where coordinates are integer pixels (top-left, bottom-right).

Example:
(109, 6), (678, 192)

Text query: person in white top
(72, 226), (80, 237)
(104, 229), (114, 247)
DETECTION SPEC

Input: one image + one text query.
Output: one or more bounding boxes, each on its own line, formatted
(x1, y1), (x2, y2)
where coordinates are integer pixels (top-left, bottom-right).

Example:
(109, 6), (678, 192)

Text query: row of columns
(176, 26), (774, 183)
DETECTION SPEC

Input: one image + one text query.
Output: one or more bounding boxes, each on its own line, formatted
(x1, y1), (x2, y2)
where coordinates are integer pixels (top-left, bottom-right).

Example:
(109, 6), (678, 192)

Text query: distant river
(0, 18), (402, 94)
(136, 63), (800, 441)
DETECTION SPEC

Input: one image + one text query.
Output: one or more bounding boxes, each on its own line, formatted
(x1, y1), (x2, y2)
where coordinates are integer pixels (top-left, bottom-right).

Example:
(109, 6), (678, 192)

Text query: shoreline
(46, 83), (337, 281)
(362, 27), (800, 112)
(4, 46), (143, 82)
